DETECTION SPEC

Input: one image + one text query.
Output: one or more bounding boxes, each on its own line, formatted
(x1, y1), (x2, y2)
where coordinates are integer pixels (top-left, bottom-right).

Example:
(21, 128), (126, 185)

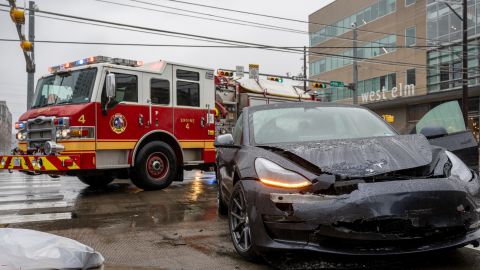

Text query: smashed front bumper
(243, 177), (480, 255)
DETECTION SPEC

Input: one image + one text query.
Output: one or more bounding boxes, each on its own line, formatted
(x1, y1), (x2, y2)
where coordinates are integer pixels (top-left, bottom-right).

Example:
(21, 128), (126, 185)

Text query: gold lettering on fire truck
(180, 118), (194, 130)
(78, 114), (86, 124)
(110, 113), (127, 134)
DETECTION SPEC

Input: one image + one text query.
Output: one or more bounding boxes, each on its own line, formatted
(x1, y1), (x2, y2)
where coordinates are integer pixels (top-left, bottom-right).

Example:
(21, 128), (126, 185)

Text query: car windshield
(31, 68), (97, 108)
(252, 106), (397, 144)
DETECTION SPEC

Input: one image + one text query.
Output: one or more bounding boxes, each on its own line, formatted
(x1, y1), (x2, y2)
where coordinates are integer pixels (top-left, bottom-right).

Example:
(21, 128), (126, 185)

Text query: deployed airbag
(0, 228), (104, 270)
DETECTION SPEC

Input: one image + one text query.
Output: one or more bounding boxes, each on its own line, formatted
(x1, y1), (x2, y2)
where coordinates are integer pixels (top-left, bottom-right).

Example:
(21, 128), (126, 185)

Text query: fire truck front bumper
(0, 155), (81, 172)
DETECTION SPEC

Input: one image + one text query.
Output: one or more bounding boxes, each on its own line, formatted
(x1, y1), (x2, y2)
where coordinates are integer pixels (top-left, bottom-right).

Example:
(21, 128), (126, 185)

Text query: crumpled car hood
(265, 134), (433, 177)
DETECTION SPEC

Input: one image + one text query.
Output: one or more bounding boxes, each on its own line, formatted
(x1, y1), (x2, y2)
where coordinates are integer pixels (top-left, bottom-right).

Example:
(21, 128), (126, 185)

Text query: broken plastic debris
(0, 228), (104, 270)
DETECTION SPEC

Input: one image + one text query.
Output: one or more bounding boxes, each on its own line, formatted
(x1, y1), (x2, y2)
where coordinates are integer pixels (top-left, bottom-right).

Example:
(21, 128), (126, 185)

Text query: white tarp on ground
(237, 78), (310, 100)
(0, 228), (104, 270)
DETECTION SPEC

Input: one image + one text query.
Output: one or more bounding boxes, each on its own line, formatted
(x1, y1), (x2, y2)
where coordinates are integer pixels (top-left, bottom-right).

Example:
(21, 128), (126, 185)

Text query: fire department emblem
(110, 114), (127, 134)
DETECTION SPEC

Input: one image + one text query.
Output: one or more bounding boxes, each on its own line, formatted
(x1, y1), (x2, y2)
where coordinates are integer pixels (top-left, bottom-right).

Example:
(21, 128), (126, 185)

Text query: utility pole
(352, 22), (358, 105)
(8, 0), (35, 110)
(27, 1), (35, 110)
(303, 46), (307, 91)
(462, 0), (468, 126)
(442, 0), (469, 125)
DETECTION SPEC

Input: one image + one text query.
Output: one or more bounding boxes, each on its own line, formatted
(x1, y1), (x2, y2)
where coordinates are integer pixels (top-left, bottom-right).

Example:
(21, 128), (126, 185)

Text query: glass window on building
(405, 26), (416, 46)
(387, 0), (396, 13)
(406, 69), (416, 85)
(388, 73), (396, 89)
(405, 0), (415, 6)
(365, 78), (373, 92)
(380, 75), (386, 89)
(440, 63), (450, 90)
(379, 0), (388, 17)
(357, 81), (365, 95)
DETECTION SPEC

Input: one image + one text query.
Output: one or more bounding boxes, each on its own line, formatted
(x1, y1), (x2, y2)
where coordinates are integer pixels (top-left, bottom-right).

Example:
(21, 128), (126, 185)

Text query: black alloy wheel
(228, 182), (257, 260)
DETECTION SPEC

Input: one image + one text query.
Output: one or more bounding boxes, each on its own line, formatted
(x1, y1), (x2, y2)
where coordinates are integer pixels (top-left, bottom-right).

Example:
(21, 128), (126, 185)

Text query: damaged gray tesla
(215, 102), (480, 260)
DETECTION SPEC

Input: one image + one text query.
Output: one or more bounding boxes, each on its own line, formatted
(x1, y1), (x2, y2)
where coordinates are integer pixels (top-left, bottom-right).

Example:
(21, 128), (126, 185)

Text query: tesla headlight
(255, 158), (311, 189)
(445, 151), (473, 182)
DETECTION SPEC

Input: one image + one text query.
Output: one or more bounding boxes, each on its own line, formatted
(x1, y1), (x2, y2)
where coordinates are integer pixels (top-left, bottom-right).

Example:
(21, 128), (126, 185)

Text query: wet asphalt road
(1, 170), (480, 269)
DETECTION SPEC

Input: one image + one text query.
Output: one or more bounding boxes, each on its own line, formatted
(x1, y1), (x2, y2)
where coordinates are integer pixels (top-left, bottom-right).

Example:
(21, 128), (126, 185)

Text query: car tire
(78, 175), (114, 188)
(131, 141), (177, 191)
(217, 174), (228, 216)
(228, 182), (259, 261)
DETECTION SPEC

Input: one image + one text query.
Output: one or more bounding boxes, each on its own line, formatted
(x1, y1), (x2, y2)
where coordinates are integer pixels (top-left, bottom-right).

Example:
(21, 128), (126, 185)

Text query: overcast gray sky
(0, 0), (333, 126)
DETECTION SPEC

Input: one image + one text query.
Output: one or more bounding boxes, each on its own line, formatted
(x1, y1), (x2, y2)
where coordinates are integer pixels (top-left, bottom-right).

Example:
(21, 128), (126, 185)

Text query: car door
(414, 101), (479, 170)
(217, 113), (243, 199)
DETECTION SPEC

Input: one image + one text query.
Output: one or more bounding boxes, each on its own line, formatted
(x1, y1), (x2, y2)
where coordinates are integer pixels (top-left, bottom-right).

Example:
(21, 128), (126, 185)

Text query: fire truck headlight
(16, 132), (27, 141)
(61, 129), (70, 138)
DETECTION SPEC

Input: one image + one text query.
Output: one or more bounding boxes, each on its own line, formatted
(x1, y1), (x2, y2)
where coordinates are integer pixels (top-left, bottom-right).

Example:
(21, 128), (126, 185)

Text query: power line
(0, 5), (474, 75)
(154, 0), (450, 45)
(115, 0), (476, 58)
(0, 38), (455, 49)
(96, 0), (306, 35)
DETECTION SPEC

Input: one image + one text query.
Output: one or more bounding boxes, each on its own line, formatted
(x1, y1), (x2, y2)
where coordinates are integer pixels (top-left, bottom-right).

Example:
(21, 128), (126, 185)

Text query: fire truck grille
(27, 117), (55, 150)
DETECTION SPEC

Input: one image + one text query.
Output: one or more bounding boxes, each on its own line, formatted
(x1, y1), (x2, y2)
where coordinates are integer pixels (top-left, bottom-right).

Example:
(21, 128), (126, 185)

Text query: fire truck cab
(1, 56), (216, 190)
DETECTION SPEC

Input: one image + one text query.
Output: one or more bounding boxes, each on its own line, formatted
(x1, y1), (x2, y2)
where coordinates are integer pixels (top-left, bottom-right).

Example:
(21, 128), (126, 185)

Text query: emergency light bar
(48, 56), (144, 73)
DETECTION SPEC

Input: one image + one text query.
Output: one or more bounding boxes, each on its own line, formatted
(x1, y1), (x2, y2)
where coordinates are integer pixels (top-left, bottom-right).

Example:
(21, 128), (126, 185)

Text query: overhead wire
(153, 0), (456, 45)
(110, 0), (479, 58)
(0, 5), (476, 75)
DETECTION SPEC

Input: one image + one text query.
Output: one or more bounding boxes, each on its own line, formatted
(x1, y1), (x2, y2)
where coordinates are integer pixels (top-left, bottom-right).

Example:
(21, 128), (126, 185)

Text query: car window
(252, 106), (396, 144)
(233, 114), (243, 145)
(416, 101), (466, 134)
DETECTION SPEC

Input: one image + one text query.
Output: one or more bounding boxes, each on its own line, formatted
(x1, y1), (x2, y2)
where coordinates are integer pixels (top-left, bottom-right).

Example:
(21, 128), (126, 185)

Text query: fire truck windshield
(31, 68), (97, 108)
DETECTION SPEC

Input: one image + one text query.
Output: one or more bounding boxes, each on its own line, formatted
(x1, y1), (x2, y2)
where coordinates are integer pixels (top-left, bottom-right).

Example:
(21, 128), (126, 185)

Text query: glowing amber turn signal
(259, 178), (311, 189)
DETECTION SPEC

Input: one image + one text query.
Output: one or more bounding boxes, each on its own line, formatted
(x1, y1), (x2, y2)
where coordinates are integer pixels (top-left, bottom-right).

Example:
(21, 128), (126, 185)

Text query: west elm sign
(361, 83), (415, 103)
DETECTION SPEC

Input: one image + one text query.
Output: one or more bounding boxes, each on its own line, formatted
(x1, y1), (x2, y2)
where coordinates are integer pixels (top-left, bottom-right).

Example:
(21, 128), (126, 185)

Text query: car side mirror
(106, 73), (116, 99)
(420, 126), (448, 139)
(215, 134), (238, 148)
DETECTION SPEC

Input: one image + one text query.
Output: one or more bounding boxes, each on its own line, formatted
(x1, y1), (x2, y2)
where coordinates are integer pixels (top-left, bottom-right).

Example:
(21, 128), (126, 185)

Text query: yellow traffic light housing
(267, 76), (283, 83)
(20, 40), (33, 51)
(217, 70), (233, 77)
(312, 82), (326, 88)
(10, 8), (25, 24)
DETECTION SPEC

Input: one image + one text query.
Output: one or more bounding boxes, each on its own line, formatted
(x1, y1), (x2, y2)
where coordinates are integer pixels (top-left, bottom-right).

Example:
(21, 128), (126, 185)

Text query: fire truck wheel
(77, 175), (115, 188)
(131, 141), (177, 190)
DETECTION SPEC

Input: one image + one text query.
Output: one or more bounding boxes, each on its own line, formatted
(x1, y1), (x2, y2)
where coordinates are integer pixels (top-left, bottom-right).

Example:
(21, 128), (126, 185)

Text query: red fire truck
(0, 56), (216, 190)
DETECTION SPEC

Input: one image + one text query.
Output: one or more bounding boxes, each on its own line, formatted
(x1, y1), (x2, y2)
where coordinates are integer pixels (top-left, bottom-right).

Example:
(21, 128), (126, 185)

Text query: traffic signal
(267, 76), (283, 83)
(312, 82), (327, 88)
(9, 8), (25, 24)
(217, 70), (234, 77)
(20, 40), (32, 51)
